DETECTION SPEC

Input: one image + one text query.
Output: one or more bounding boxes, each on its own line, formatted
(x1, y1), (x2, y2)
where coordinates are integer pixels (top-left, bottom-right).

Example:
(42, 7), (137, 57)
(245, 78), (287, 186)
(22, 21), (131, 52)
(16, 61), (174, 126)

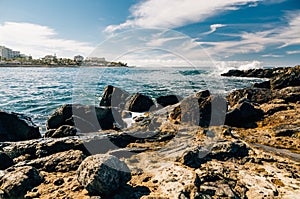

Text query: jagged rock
(0, 166), (42, 198)
(99, 85), (130, 108)
(169, 91), (227, 127)
(125, 93), (155, 112)
(270, 65), (300, 89)
(45, 125), (77, 138)
(46, 104), (123, 132)
(77, 154), (131, 196)
(181, 140), (249, 168)
(225, 102), (264, 128)
(0, 111), (41, 142)
(227, 88), (273, 107)
(156, 95), (182, 107)
(221, 67), (286, 78)
(0, 152), (14, 170)
(17, 150), (86, 172)
(276, 86), (300, 103)
(253, 80), (271, 89)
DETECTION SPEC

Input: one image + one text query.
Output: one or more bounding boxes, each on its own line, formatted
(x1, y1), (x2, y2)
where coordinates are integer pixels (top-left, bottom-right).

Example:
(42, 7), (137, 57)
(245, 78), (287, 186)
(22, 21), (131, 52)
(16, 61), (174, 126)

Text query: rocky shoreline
(0, 65), (299, 198)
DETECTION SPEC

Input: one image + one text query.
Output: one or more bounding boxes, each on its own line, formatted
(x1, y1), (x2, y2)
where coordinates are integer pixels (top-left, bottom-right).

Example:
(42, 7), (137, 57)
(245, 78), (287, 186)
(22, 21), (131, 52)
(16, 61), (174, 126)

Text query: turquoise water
(0, 67), (264, 133)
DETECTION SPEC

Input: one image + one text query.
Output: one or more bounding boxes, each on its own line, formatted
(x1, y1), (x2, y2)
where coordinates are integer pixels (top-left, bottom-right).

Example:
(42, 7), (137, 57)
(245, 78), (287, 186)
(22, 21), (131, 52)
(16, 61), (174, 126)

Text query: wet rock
(99, 85), (130, 108)
(45, 125), (77, 138)
(221, 67), (286, 78)
(0, 152), (14, 170)
(46, 104), (122, 132)
(0, 166), (42, 198)
(125, 93), (155, 112)
(0, 111), (41, 142)
(18, 150), (86, 172)
(156, 95), (182, 107)
(77, 154), (131, 196)
(181, 140), (249, 168)
(169, 91), (227, 127)
(225, 102), (264, 128)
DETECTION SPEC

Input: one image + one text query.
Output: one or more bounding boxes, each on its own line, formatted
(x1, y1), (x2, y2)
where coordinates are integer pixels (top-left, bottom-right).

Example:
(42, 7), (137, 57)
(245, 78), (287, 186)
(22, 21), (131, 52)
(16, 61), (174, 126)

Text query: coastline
(0, 65), (299, 198)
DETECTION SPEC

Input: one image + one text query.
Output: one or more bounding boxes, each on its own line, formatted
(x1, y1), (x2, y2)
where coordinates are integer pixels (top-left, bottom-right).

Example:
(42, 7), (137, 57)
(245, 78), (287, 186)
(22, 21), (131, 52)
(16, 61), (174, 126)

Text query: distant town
(0, 45), (128, 67)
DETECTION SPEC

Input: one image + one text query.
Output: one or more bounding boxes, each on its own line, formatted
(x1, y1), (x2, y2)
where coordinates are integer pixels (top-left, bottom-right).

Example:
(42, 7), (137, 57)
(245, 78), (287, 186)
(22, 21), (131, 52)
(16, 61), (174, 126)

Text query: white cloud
(261, 54), (283, 58)
(105, 0), (259, 32)
(195, 11), (300, 58)
(202, 24), (227, 35)
(286, 50), (300, 55)
(0, 22), (94, 58)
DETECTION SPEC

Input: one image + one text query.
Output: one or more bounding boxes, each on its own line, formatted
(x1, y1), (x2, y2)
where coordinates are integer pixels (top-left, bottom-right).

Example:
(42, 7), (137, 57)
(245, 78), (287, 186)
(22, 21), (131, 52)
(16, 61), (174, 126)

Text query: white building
(0, 46), (21, 59)
(85, 57), (106, 62)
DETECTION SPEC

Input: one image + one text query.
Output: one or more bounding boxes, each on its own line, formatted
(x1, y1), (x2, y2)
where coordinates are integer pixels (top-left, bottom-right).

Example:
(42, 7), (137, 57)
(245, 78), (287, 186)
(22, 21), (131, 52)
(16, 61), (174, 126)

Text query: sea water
(0, 67), (265, 133)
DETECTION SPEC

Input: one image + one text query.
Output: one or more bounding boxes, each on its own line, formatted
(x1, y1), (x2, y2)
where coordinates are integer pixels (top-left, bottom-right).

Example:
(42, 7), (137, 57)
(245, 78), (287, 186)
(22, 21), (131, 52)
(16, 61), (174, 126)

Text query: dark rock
(125, 93), (155, 112)
(99, 85), (130, 108)
(18, 150), (86, 172)
(46, 104), (123, 133)
(169, 91), (227, 127)
(181, 140), (249, 168)
(227, 88), (273, 107)
(45, 125), (77, 138)
(225, 102), (264, 128)
(0, 111), (41, 142)
(270, 65), (300, 89)
(54, 178), (64, 186)
(221, 67), (286, 78)
(77, 154), (131, 196)
(0, 152), (14, 170)
(0, 166), (42, 198)
(253, 81), (271, 89)
(275, 86), (300, 103)
(156, 95), (182, 107)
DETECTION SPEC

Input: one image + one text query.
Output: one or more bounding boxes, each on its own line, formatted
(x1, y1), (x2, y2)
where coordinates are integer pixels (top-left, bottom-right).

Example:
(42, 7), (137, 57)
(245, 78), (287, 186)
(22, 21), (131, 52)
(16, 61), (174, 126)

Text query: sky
(0, 0), (300, 68)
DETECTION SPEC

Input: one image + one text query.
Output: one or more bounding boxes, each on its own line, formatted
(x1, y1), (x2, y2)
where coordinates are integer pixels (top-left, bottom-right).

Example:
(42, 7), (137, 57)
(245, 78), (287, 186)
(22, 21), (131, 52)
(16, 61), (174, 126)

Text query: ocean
(0, 67), (265, 133)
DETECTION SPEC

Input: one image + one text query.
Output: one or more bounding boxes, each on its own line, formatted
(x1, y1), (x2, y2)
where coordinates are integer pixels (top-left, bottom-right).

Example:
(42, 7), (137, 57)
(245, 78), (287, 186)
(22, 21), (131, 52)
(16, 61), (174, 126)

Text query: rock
(221, 67), (286, 78)
(156, 95), (182, 107)
(270, 65), (300, 89)
(18, 150), (86, 172)
(99, 85), (130, 108)
(169, 91), (227, 127)
(0, 166), (42, 198)
(227, 88), (273, 107)
(0, 111), (41, 142)
(77, 154), (131, 196)
(253, 80), (271, 89)
(180, 140), (249, 168)
(225, 102), (264, 128)
(275, 86), (300, 103)
(0, 152), (14, 170)
(125, 93), (155, 112)
(53, 178), (64, 186)
(46, 104), (122, 132)
(45, 125), (77, 138)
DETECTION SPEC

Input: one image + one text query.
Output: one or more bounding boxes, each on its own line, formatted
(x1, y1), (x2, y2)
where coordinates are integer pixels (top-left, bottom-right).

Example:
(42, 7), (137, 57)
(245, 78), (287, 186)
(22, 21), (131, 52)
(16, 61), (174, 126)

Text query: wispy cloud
(202, 24), (227, 35)
(105, 0), (259, 32)
(261, 54), (284, 58)
(196, 11), (300, 58)
(0, 22), (94, 58)
(286, 50), (300, 55)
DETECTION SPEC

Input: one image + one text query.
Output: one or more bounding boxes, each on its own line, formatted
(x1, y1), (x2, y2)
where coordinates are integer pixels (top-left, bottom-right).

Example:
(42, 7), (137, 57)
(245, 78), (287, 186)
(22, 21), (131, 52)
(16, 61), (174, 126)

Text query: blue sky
(0, 0), (299, 67)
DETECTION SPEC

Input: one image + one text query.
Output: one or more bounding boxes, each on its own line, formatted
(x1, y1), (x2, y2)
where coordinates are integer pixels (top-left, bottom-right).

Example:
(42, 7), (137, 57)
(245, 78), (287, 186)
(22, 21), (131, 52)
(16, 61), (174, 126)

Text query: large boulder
(77, 154), (131, 196)
(46, 104), (123, 133)
(156, 95), (182, 107)
(0, 152), (14, 170)
(225, 102), (264, 128)
(169, 90), (227, 127)
(124, 93), (155, 112)
(0, 111), (41, 142)
(0, 166), (42, 198)
(99, 85), (130, 108)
